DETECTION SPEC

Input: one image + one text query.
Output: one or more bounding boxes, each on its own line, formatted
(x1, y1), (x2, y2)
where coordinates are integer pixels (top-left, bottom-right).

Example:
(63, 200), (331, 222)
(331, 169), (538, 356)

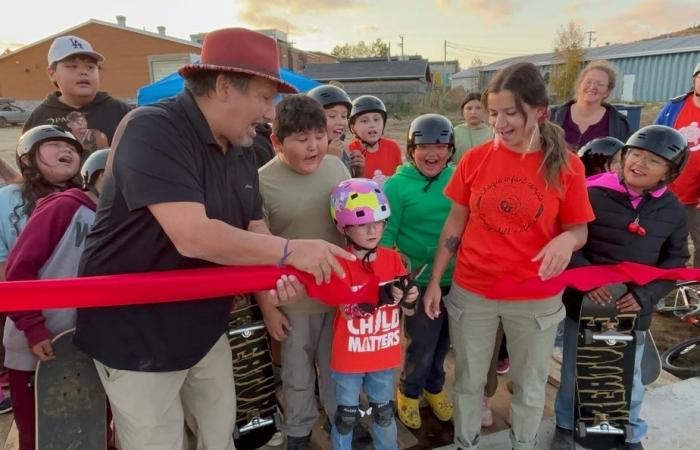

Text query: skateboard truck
(585, 323), (634, 345)
(228, 324), (266, 339)
(238, 417), (275, 434)
(577, 414), (625, 438)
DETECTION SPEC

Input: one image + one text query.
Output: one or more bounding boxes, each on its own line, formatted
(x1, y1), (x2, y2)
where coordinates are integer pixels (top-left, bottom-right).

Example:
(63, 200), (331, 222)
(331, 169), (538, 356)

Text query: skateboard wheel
(625, 424), (633, 439)
(233, 426), (240, 439)
(584, 329), (594, 345)
(576, 421), (587, 438)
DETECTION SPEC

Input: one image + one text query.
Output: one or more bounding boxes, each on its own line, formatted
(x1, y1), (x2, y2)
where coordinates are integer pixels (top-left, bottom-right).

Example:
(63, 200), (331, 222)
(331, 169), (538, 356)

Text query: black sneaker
(550, 426), (573, 450)
(286, 433), (311, 450)
(0, 395), (12, 414)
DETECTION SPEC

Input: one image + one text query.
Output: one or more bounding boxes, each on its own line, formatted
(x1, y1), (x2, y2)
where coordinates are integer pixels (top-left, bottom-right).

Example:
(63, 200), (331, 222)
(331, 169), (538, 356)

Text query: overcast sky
(2, 0), (699, 66)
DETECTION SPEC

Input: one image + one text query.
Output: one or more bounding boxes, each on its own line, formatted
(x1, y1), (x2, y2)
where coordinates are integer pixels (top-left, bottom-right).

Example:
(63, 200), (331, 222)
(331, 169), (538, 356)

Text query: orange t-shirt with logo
(444, 140), (594, 300)
(348, 138), (403, 185)
(330, 247), (406, 373)
(668, 96), (700, 205)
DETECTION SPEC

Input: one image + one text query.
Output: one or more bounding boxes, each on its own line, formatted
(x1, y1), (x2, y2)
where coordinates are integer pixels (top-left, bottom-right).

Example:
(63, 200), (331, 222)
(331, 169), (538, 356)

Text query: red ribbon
(0, 266), (379, 312)
(488, 262), (700, 299)
(1, 262), (698, 312)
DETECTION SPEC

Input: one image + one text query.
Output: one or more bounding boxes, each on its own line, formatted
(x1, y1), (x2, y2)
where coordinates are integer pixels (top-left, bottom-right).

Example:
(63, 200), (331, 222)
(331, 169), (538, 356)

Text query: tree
(331, 38), (390, 58)
(550, 21), (586, 102)
(470, 57), (484, 68)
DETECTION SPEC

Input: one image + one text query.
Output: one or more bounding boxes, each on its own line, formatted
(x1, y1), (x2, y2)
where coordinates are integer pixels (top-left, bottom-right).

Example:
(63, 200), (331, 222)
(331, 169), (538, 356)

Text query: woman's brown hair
(482, 62), (569, 189)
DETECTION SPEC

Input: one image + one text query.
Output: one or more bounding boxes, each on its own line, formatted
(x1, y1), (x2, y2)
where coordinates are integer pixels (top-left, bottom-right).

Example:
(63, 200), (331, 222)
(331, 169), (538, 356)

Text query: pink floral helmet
(330, 178), (391, 231)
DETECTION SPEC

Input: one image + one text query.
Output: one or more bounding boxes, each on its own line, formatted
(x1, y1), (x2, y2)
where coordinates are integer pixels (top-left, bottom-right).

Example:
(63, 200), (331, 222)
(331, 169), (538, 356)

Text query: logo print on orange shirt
(475, 176), (544, 235)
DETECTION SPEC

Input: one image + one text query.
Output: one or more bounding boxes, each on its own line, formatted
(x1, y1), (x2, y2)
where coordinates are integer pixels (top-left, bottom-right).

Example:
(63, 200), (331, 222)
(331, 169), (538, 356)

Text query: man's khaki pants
(94, 334), (236, 450)
(445, 284), (564, 450)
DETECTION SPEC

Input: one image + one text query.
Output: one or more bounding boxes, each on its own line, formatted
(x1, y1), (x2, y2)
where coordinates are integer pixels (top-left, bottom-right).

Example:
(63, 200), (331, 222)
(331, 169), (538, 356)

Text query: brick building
(0, 19), (336, 101)
(0, 17), (202, 101)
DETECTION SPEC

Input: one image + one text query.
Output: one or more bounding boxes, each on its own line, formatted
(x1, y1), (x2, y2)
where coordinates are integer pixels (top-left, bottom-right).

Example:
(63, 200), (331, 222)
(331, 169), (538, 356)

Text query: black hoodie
(23, 91), (131, 145)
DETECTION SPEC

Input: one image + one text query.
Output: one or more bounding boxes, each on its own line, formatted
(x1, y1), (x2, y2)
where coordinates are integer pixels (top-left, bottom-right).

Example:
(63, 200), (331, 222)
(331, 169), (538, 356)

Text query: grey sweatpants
(280, 311), (337, 437)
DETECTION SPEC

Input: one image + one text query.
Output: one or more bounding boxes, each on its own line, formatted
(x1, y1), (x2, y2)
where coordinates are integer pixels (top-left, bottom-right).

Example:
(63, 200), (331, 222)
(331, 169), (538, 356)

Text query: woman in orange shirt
(423, 62), (594, 450)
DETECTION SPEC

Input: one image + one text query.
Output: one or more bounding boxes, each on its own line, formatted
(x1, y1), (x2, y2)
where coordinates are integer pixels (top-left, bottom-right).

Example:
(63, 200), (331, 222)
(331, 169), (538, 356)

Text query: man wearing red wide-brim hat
(74, 27), (355, 450)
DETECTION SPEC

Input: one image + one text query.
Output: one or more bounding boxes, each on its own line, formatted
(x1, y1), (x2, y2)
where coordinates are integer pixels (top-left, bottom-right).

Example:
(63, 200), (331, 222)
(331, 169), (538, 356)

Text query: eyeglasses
(582, 80), (608, 89)
(625, 150), (669, 169)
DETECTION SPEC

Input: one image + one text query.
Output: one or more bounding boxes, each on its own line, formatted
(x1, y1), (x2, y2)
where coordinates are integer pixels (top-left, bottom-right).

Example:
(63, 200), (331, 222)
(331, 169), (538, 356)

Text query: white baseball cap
(48, 35), (104, 66)
(694, 62), (700, 77)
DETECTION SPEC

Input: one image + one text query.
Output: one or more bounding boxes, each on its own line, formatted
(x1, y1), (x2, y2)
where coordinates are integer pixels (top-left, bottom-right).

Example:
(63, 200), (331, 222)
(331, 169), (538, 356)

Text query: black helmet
(622, 125), (689, 182)
(16, 125), (83, 167)
(578, 137), (624, 177)
(306, 85), (352, 112)
(349, 95), (387, 125)
(81, 148), (109, 191)
(406, 114), (455, 162)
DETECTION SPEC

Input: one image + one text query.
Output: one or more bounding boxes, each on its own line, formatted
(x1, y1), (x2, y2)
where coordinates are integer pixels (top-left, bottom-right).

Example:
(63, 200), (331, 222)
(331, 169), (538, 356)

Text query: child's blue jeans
(330, 369), (398, 450)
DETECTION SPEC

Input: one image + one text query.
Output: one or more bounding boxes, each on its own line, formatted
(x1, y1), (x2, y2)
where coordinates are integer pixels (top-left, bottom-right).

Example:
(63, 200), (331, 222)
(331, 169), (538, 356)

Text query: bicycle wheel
(659, 282), (700, 317)
(661, 336), (700, 378)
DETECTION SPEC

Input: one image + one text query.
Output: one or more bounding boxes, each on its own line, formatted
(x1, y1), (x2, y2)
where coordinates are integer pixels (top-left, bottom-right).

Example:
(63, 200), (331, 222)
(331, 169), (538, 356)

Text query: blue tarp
(137, 67), (321, 105)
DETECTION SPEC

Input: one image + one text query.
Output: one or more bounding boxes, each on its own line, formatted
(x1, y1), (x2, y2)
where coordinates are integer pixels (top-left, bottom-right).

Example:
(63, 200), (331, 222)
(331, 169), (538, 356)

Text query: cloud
(602, 0), (700, 41)
(238, 0), (366, 35)
(435, 0), (522, 23)
(356, 24), (379, 33)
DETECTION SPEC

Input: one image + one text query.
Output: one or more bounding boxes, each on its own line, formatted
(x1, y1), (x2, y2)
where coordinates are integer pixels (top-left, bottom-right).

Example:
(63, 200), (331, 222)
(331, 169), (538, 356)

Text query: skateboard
(228, 296), (280, 450)
(641, 331), (661, 385)
(574, 284), (640, 450)
(35, 328), (107, 450)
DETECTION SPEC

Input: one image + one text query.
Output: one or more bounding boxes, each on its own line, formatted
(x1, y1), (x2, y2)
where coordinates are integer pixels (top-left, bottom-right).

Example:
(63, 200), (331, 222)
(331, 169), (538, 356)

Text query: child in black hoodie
(23, 35), (130, 153)
(553, 125), (690, 450)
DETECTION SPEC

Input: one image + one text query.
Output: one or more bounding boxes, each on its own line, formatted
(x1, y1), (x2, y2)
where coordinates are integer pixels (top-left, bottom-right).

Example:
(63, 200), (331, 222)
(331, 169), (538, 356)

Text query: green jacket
(380, 163), (455, 287)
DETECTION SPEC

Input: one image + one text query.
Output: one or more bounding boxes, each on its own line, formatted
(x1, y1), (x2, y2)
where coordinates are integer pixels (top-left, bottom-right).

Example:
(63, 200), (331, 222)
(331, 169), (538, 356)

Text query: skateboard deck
(228, 296), (279, 450)
(574, 284), (638, 450)
(35, 328), (107, 450)
(641, 331), (661, 385)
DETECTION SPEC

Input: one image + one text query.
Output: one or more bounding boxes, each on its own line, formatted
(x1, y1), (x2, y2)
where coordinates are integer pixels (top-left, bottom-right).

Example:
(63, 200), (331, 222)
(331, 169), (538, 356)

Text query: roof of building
(0, 18), (201, 62)
(482, 34), (700, 72)
(452, 67), (483, 79)
(303, 57), (430, 82)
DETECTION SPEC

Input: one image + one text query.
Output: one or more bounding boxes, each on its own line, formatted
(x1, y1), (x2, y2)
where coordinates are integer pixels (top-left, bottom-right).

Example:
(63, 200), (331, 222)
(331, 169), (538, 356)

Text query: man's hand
(266, 275), (305, 306)
(261, 307), (292, 341)
(32, 340), (55, 361)
(286, 240), (355, 284)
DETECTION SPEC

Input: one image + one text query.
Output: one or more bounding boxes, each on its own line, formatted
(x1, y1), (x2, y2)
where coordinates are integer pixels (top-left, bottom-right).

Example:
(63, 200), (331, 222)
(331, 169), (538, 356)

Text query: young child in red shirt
(328, 178), (418, 450)
(348, 96), (402, 185)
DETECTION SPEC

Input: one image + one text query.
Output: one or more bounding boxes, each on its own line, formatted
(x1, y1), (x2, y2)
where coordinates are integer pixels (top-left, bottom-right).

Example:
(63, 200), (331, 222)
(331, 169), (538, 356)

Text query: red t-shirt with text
(348, 138), (403, 185)
(444, 140), (594, 300)
(330, 247), (406, 373)
(668, 96), (700, 204)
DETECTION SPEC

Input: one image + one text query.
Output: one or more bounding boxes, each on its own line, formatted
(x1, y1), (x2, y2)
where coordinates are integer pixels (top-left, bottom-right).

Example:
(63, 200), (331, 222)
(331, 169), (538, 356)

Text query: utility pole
(585, 31), (596, 48)
(398, 35), (405, 58)
(443, 40), (447, 87)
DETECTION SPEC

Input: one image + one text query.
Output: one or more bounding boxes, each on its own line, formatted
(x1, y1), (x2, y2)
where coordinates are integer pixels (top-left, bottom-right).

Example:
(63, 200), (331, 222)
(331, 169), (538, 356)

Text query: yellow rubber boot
(396, 390), (421, 429)
(423, 389), (453, 422)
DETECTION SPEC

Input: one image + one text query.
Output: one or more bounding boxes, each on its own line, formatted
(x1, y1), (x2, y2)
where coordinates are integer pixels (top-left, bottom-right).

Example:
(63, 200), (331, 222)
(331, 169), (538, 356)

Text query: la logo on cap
(69, 38), (85, 50)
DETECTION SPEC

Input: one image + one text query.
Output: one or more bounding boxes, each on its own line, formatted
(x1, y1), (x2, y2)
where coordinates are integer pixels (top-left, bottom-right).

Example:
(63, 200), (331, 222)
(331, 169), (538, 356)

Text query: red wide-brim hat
(179, 27), (298, 94)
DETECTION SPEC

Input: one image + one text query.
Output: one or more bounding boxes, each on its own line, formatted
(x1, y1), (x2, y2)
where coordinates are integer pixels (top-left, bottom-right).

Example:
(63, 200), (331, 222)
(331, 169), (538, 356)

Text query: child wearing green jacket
(380, 114), (455, 430)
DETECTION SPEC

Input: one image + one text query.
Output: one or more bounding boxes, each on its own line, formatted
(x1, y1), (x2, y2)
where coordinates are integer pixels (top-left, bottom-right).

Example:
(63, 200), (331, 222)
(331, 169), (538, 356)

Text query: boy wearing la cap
(23, 35), (130, 152)
(74, 28), (354, 450)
